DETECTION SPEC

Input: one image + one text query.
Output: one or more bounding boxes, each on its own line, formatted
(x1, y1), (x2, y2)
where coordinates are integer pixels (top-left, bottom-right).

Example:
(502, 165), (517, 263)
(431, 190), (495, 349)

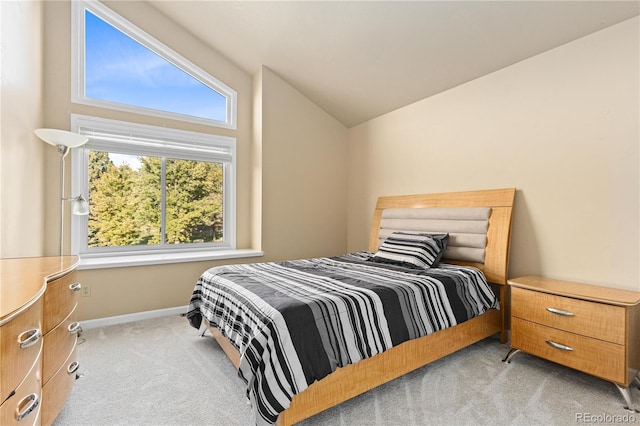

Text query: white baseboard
(80, 306), (188, 330)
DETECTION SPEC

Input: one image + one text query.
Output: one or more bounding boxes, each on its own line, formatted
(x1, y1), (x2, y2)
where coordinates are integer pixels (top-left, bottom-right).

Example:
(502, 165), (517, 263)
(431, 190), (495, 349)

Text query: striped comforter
(187, 251), (498, 425)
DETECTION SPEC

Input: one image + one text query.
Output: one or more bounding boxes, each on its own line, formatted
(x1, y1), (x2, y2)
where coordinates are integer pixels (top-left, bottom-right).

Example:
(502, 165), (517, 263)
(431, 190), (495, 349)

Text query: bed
(187, 188), (516, 425)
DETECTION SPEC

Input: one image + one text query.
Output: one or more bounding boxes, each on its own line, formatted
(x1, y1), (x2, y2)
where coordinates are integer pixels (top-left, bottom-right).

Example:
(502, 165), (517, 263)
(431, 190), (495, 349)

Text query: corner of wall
(251, 67), (264, 251)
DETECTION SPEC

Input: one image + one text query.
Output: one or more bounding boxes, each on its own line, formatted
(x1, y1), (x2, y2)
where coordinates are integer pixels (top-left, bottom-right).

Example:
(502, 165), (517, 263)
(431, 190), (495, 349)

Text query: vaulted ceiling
(148, 1), (640, 128)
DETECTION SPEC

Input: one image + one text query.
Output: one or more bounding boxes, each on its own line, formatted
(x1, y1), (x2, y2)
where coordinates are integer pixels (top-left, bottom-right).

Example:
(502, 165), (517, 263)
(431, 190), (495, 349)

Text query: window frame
(71, 0), (237, 130)
(70, 114), (237, 262)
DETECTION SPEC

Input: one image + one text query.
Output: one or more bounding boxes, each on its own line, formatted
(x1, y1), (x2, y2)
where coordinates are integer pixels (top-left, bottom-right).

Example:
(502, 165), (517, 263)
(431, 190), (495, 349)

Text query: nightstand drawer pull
(69, 282), (82, 292)
(546, 340), (573, 351)
(17, 329), (41, 349)
(546, 307), (575, 317)
(15, 393), (39, 422)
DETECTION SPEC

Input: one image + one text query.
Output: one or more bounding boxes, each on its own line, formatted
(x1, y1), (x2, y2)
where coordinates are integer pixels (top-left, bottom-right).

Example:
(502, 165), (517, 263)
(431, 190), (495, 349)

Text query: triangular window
(72, 1), (236, 129)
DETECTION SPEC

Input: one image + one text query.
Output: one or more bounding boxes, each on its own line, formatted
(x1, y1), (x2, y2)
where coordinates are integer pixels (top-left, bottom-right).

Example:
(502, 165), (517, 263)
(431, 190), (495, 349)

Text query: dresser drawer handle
(546, 307), (575, 317)
(68, 361), (80, 375)
(68, 322), (82, 334)
(546, 340), (573, 351)
(17, 329), (41, 349)
(15, 393), (39, 422)
(69, 282), (82, 292)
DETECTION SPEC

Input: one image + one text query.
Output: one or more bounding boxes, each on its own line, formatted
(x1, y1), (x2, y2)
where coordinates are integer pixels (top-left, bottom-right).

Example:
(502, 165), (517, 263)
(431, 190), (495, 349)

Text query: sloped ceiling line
(148, 1), (640, 128)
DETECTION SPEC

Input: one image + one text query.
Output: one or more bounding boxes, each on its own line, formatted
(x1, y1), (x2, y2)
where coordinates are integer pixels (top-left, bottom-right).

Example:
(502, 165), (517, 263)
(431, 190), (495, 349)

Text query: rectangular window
(71, 115), (236, 259)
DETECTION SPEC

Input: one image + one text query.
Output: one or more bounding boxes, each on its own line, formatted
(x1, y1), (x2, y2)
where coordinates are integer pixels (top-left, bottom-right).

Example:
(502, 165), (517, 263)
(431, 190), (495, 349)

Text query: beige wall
(260, 67), (348, 260)
(347, 17), (640, 291)
(0, 1), (46, 257)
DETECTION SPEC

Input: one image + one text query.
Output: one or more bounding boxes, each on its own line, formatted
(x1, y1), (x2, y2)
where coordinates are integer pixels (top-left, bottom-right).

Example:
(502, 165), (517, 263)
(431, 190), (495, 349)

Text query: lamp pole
(57, 144), (70, 256)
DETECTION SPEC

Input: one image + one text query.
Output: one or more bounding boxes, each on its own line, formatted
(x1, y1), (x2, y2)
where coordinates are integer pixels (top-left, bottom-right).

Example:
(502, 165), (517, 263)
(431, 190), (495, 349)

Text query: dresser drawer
(41, 345), (78, 426)
(511, 286), (625, 344)
(511, 317), (626, 384)
(0, 297), (43, 403)
(42, 271), (81, 334)
(42, 306), (80, 385)
(0, 347), (42, 426)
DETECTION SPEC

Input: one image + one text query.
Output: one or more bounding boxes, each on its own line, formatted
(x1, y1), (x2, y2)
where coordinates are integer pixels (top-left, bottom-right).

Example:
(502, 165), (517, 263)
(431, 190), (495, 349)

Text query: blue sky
(85, 11), (227, 123)
(108, 152), (142, 170)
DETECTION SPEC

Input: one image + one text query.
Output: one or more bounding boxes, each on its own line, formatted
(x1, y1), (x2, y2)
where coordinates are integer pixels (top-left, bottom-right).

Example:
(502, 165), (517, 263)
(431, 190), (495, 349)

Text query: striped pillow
(372, 232), (449, 269)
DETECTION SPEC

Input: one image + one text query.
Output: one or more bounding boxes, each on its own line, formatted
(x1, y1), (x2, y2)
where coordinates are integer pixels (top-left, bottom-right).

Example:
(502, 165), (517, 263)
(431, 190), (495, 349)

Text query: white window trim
(71, 0), (237, 130)
(76, 249), (264, 270)
(70, 114), (247, 269)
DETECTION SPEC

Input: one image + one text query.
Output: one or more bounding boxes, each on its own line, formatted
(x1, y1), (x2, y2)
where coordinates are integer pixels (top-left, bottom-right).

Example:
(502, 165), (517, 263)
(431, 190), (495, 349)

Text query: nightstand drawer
(511, 286), (625, 344)
(511, 317), (626, 384)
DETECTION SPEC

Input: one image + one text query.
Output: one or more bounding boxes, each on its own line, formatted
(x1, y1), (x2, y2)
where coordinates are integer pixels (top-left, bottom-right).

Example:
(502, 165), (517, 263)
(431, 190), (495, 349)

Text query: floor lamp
(35, 128), (90, 256)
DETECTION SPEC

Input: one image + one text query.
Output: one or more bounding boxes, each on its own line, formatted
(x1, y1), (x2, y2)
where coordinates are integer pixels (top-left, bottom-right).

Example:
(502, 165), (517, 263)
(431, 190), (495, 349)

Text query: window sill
(77, 249), (264, 270)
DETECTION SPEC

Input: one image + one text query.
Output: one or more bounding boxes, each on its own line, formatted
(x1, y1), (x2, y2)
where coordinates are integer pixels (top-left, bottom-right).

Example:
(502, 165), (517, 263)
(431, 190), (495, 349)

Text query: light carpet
(53, 314), (639, 426)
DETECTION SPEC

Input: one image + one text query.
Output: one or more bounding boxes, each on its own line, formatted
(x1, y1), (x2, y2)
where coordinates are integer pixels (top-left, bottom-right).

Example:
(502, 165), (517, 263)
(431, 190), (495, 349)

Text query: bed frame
(207, 187), (516, 425)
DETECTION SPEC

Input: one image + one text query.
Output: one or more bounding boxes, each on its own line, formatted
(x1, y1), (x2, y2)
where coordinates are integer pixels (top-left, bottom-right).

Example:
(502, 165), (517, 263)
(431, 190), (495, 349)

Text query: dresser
(0, 257), (81, 426)
(504, 275), (640, 411)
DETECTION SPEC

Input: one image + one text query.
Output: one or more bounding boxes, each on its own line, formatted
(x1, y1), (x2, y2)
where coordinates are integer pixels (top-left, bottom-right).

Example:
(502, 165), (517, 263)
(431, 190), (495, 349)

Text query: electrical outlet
(81, 284), (91, 297)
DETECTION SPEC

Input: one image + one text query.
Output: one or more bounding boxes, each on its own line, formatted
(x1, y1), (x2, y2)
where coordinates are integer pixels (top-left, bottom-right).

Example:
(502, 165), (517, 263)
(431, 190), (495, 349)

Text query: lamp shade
(34, 128), (88, 148)
(71, 195), (90, 216)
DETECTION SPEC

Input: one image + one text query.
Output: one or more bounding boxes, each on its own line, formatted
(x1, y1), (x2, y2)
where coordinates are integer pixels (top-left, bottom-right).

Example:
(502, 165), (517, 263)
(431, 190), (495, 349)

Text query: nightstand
(503, 275), (640, 411)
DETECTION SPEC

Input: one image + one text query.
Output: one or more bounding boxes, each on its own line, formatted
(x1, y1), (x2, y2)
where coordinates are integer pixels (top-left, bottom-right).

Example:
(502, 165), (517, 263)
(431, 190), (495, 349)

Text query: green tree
(135, 156), (161, 244)
(87, 151), (113, 246)
(165, 159), (223, 243)
(88, 156), (142, 246)
(87, 151), (223, 247)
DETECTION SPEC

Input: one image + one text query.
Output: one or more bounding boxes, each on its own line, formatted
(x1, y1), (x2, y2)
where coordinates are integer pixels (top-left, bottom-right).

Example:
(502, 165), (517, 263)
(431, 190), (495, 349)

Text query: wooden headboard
(368, 188), (516, 285)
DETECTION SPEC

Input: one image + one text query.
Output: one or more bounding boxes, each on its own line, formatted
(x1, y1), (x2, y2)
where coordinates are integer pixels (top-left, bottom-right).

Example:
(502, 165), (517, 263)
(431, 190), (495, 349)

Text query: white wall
(347, 17), (639, 291)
